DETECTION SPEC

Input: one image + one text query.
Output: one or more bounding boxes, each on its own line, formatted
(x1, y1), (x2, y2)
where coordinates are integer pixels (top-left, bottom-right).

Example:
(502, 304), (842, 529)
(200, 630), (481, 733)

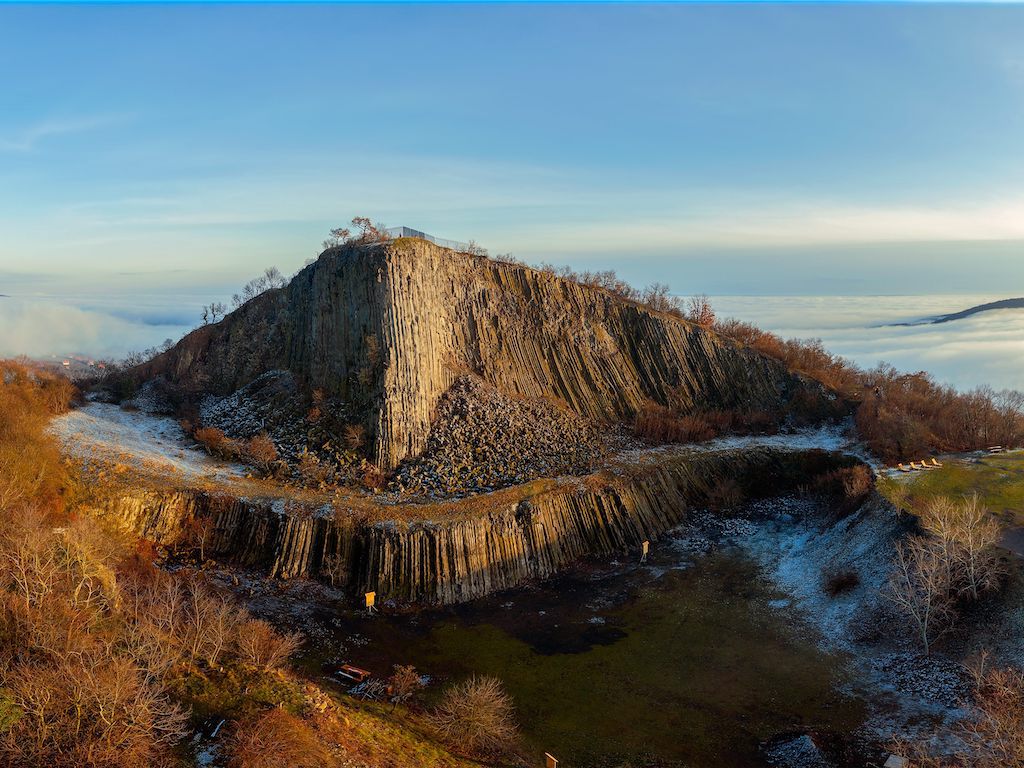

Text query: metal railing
(384, 226), (472, 253)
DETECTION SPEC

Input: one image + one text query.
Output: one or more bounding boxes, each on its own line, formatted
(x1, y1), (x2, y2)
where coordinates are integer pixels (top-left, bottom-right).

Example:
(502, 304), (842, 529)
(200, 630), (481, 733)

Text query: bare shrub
(235, 619), (301, 672)
(0, 361), (75, 511)
(960, 653), (1024, 767)
(342, 423), (366, 451)
(0, 654), (187, 768)
(225, 708), (329, 768)
(463, 240), (489, 257)
(297, 450), (331, 487)
(193, 427), (241, 460)
(245, 433), (279, 475)
(707, 477), (744, 512)
(641, 283), (683, 314)
(821, 566), (860, 597)
(428, 675), (518, 758)
(812, 465), (873, 501)
(387, 664), (425, 712)
(894, 651), (1024, 767)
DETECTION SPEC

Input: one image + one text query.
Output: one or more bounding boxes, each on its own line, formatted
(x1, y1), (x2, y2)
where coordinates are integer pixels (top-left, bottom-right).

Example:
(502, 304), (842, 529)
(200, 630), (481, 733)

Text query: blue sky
(2, 3), (1024, 300)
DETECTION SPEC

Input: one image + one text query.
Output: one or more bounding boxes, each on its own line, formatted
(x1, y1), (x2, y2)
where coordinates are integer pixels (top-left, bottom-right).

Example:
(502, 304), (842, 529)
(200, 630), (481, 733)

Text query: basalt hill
(71, 236), (857, 605)
(137, 237), (832, 473)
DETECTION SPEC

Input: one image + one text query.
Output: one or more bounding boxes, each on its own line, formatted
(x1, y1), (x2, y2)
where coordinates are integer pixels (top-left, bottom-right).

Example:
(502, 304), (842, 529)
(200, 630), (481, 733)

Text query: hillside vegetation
(713, 319), (1024, 462)
(0, 360), (505, 768)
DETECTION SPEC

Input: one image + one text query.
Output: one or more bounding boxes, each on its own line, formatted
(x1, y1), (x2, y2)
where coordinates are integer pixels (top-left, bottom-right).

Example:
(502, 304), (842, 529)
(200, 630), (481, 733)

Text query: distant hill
(891, 297), (1024, 326)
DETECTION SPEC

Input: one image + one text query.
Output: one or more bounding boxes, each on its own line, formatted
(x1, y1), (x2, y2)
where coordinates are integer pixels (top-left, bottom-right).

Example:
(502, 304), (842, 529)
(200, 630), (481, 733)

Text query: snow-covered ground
(617, 421), (876, 466)
(700, 496), (971, 749)
(49, 401), (246, 483)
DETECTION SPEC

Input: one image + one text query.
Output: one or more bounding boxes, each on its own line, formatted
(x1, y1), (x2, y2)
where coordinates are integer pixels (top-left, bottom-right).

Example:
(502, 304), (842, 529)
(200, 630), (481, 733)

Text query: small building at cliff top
(384, 226), (471, 252)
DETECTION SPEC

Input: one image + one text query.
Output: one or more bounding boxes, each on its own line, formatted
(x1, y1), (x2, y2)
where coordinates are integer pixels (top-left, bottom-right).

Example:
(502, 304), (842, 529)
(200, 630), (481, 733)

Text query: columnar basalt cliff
(86, 447), (854, 604)
(138, 239), (825, 470)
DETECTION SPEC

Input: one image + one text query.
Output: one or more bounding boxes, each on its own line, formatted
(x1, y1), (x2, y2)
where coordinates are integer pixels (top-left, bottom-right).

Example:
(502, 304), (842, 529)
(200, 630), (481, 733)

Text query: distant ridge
(891, 297), (1024, 327)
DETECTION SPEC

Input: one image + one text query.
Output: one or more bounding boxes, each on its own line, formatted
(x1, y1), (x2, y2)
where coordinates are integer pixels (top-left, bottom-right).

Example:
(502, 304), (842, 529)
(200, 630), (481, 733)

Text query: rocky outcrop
(90, 447), (854, 604)
(138, 239), (824, 470)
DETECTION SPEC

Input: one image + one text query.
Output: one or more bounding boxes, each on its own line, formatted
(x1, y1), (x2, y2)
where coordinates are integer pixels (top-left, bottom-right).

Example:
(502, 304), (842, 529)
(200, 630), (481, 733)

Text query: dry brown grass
(225, 708), (331, 768)
(634, 403), (716, 444)
(0, 360), (76, 513)
(706, 477), (744, 512)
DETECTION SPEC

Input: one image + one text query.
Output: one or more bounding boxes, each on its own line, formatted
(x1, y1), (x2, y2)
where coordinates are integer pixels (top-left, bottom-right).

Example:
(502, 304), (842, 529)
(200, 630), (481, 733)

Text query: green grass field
(879, 452), (1024, 526)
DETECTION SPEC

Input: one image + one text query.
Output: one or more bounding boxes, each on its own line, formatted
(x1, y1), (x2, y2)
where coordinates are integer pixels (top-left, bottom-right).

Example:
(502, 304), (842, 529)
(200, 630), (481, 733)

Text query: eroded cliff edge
(137, 240), (826, 470)
(82, 446), (855, 604)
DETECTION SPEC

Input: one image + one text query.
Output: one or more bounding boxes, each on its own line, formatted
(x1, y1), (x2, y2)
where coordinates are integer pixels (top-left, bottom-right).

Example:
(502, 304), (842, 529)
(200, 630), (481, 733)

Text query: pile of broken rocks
(391, 376), (607, 498)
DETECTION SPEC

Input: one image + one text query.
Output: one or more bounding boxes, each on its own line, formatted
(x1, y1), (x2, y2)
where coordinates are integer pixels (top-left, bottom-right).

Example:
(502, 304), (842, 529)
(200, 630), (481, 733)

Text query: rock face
(139, 239), (818, 470)
(88, 447), (853, 604)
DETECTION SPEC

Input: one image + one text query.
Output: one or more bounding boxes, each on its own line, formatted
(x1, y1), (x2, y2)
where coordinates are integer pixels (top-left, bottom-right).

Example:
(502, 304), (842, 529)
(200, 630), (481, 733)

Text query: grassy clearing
(304, 552), (864, 768)
(878, 452), (1024, 527)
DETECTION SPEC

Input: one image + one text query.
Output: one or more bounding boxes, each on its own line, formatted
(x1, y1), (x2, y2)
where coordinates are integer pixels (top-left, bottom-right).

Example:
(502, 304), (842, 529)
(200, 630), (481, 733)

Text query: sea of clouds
(713, 294), (1024, 393)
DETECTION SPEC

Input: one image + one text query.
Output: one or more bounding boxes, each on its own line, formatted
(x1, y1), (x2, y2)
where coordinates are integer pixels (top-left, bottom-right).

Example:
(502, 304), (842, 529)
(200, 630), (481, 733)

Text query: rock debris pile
(391, 376), (606, 497)
(200, 370), (355, 466)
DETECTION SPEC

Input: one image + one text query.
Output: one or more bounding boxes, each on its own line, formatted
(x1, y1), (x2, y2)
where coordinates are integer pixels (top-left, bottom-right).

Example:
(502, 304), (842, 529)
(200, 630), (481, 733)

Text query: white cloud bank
(0, 297), (193, 360)
(713, 294), (1024, 392)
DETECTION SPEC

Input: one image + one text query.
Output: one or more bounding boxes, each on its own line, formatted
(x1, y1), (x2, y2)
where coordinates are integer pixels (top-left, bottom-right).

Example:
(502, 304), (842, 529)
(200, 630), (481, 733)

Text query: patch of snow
(49, 402), (247, 482)
(617, 420), (877, 466)
(731, 495), (969, 746)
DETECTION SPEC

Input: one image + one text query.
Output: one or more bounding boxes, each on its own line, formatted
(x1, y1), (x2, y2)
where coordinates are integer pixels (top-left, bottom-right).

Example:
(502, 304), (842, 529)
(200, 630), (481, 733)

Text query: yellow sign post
(544, 753), (558, 768)
(365, 591), (376, 613)
(640, 540), (650, 563)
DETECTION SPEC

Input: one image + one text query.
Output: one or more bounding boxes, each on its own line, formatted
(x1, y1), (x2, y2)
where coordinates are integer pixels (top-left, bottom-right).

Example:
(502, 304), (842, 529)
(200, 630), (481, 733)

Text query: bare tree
(887, 536), (957, 654)
(951, 494), (1004, 601)
(919, 494), (1004, 601)
(201, 302), (227, 325)
(686, 294), (716, 327)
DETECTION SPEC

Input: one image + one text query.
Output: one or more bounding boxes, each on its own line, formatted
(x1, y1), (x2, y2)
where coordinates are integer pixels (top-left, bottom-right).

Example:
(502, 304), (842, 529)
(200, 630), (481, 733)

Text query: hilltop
(890, 296), (1024, 326)
(127, 236), (838, 487)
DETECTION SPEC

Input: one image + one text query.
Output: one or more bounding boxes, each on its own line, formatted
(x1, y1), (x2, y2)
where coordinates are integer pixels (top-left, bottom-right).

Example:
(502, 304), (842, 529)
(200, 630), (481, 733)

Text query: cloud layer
(713, 294), (1024, 392)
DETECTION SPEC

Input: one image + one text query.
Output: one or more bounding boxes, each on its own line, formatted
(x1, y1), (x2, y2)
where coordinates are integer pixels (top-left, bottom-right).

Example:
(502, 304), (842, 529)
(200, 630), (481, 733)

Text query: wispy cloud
(523, 198), (1024, 254)
(0, 115), (126, 153)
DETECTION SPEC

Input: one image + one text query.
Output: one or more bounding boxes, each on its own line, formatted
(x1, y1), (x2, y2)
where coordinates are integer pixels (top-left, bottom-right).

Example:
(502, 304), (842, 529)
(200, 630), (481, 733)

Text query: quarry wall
(90, 447), (851, 604)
